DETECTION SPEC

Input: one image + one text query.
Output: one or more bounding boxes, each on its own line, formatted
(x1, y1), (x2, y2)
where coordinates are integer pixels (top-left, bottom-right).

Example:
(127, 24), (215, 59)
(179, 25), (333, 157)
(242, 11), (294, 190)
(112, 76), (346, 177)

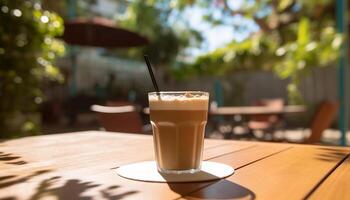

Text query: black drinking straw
(144, 55), (160, 94)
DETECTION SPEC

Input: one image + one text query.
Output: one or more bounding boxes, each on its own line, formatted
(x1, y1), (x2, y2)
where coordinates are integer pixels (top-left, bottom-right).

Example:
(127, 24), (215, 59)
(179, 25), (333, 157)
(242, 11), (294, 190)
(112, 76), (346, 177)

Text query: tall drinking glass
(148, 91), (209, 174)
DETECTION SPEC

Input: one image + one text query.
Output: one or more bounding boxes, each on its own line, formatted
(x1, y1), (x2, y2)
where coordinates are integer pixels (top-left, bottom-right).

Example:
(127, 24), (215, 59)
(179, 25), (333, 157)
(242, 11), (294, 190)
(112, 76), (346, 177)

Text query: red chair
(91, 101), (144, 134)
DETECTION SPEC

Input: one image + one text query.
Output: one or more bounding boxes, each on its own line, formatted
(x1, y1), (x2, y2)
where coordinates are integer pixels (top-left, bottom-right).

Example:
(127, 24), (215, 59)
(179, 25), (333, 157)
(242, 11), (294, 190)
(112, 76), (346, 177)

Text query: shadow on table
(0, 170), (138, 199)
(314, 147), (349, 162)
(0, 170), (51, 189)
(29, 176), (138, 200)
(0, 197), (17, 200)
(0, 151), (28, 165)
(161, 171), (255, 199)
(100, 185), (138, 200)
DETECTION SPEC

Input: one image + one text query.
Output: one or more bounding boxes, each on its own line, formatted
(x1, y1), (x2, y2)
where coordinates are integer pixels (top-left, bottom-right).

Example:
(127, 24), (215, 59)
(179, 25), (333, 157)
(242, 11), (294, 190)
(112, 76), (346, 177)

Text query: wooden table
(209, 105), (306, 116)
(1, 131), (349, 200)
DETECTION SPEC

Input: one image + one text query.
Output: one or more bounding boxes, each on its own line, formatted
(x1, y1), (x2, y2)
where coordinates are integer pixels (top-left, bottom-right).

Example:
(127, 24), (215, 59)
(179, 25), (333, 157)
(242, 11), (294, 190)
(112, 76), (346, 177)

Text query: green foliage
(172, 34), (278, 79)
(114, 0), (202, 67)
(274, 18), (342, 103)
(172, 0), (342, 104)
(0, 0), (65, 137)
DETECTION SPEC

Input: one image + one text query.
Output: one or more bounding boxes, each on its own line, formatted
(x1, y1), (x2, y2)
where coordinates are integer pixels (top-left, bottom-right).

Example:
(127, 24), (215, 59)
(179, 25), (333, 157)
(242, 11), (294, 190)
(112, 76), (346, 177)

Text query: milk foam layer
(149, 93), (209, 110)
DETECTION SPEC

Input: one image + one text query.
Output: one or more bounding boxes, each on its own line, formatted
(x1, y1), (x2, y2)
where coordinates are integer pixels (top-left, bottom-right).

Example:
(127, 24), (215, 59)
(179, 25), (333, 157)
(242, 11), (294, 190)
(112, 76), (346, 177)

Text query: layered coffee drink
(148, 91), (209, 174)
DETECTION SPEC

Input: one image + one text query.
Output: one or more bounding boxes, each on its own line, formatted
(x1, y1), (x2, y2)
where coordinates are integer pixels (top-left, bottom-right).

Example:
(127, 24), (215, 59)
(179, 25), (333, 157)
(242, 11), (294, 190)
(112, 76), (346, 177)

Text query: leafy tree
(0, 0), (64, 137)
(114, 0), (202, 70)
(44, 0), (202, 84)
(171, 0), (343, 103)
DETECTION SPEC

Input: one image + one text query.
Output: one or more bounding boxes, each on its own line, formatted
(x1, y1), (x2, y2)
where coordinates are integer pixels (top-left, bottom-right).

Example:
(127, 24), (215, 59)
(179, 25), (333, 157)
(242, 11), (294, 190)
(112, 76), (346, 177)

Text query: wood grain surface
(0, 131), (349, 200)
(308, 154), (350, 200)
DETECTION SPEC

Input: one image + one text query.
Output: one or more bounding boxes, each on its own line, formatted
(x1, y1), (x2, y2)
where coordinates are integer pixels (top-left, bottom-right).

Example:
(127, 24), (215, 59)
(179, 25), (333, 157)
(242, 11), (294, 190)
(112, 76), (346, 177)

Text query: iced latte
(148, 91), (209, 174)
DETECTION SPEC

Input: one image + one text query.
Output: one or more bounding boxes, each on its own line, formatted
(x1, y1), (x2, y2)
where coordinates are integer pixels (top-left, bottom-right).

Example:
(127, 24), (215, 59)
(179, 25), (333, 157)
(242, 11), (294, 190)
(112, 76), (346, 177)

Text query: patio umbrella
(59, 17), (148, 96)
(61, 17), (148, 48)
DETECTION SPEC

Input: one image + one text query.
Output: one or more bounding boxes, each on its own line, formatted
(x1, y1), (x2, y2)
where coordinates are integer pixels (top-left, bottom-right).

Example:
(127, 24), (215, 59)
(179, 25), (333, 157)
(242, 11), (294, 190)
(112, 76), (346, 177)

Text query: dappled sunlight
(0, 0), (349, 199)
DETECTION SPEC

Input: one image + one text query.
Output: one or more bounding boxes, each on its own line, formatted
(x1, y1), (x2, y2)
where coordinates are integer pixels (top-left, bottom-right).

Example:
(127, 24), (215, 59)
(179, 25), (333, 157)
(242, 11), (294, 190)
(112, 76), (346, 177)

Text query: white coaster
(115, 161), (234, 183)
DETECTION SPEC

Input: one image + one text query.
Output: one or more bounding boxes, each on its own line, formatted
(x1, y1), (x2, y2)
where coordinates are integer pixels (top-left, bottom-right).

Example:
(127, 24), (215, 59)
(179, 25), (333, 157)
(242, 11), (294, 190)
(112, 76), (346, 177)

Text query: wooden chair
(305, 101), (338, 144)
(91, 101), (144, 134)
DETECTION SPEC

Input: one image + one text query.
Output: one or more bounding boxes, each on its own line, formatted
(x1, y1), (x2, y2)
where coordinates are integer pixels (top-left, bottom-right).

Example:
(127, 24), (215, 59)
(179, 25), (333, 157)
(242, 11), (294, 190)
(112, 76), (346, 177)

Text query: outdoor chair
(91, 101), (148, 134)
(305, 101), (338, 144)
(284, 101), (338, 144)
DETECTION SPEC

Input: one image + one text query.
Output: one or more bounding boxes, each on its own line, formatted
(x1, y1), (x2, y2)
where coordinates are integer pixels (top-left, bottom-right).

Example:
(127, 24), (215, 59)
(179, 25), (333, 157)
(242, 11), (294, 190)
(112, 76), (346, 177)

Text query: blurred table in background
(0, 131), (349, 199)
(209, 105), (306, 115)
(143, 105), (306, 115)
(208, 105), (306, 140)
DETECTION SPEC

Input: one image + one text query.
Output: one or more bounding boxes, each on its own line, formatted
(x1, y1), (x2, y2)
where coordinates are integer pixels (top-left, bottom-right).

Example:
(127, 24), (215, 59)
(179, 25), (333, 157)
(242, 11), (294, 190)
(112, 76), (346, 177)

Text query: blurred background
(0, 0), (349, 146)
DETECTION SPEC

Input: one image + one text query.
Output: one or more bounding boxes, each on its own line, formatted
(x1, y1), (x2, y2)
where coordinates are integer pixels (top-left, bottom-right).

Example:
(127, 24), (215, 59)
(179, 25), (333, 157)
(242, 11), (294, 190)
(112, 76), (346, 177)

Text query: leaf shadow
(29, 177), (138, 200)
(315, 147), (349, 162)
(0, 152), (28, 165)
(0, 170), (51, 189)
(100, 185), (138, 200)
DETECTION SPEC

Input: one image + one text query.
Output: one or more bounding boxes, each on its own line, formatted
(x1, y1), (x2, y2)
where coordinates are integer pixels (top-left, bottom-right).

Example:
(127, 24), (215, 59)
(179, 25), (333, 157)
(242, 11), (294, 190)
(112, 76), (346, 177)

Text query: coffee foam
(149, 95), (208, 110)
